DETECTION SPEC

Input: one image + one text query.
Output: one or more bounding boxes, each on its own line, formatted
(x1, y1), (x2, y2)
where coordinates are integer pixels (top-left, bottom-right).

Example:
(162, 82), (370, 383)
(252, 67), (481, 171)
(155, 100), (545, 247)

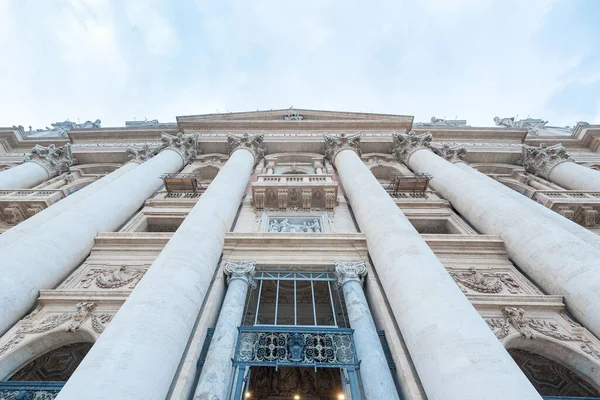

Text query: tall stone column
(0, 133), (198, 336)
(193, 260), (256, 400)
(0, 144), (76, 189)
(0, 145), (159, 248)
(334, 261), (399, 400)
(431, 144), (600, 248)
(396, 131), (600, 339)
(324, 133), (540, 400)
(56, 133), (265, 400)
(522, 143), (600, 191)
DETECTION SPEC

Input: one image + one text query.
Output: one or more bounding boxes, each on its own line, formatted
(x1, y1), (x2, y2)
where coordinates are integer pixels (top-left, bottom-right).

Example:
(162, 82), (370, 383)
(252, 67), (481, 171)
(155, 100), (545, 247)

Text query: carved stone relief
(323, 132), (362, 161)
(450, 268), (523, 294)
(25, 143), (77, 177)
(0, 303), (113, 357)
(391, 131), (432, 163)
(520, 144), (572, 179)
(485, 307), (600, 362)
(161, 132), (200, 164)
(227, 132), (266, 162)
(78, 266), (147, 290)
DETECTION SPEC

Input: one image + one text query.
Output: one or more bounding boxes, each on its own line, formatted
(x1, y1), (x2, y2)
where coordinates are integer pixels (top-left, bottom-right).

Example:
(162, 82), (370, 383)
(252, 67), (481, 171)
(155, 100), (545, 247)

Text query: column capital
(126, 144), (160, 164)
(392, 131), (432, 163)
(520, 143), (572, 179)
(25, 143), (77, 177)
(160, 132), (200, 164)
(227, 132), (266, 164)
(431, 143), (467, 163)
(224, 260), (256, 286)
(334, 261), (367, 286)
(323, 132), (362, 162)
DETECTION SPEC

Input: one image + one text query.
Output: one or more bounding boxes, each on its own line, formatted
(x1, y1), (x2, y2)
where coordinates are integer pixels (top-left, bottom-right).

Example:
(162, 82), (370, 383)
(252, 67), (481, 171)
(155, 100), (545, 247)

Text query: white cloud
(124, 0), (180, 56)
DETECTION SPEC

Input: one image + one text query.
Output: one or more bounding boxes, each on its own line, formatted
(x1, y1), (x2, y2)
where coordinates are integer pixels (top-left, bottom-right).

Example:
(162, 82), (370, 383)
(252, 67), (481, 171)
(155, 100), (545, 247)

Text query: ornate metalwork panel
(234, 327), (358, 368)
(0, 381), (64, 400)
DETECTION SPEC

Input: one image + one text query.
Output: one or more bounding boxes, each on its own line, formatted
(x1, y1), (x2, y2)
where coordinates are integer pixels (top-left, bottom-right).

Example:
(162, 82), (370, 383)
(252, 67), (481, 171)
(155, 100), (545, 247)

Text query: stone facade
(0, 109), (599, 400)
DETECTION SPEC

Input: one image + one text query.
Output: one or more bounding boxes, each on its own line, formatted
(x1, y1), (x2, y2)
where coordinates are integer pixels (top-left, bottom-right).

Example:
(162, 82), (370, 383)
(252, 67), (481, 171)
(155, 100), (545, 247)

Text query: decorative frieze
(334, 261), (367, 286)
(126, 144), (160, 164)
(227, 132), (266, 163)
(25, 143), (77, 177)
(431, 143), (467, 163)
(160, 132), (200, 164)
(323, 132), (362, 161)
(391, 131), (432, 163)
(79, 266), (147, 290)
(450, 268), (522, 294)
(520, 144), (572, 179)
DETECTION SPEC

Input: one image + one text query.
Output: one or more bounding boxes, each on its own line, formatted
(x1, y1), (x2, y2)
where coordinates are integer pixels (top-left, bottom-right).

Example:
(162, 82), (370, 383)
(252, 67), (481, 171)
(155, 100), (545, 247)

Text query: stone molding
(392, 130), (432, 164)
(520, 143), (572, 179)
(486, 307), (600, 362)
(160, 132), (200, 165)
(323, 132), (362, 162)
(334, 260), (367, 286)
(431, 143), (467, 163)
(126, 144), (160, 164)
(227, 132), (266, 164)
(25, 143), (77, 177)
(223, 260), (256, 286)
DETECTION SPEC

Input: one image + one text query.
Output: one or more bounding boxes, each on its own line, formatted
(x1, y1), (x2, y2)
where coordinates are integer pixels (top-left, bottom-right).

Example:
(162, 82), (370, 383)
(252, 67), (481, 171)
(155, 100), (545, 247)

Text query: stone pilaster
(391, 130), (432, 164)
(227, 132), (266, 164)
(521, 143), (572, 179)
(431, 143), (467, 163)
(26, 143), (77, 177)
(126, 144), (160, 164)
(194, 261), (256, 400)
(161, 132), (200, 165)
(323, 132), (362, 161)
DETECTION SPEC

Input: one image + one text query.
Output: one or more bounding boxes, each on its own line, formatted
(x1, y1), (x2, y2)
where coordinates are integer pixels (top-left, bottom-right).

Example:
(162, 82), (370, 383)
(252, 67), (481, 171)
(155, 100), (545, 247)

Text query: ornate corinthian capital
(160, 132), (200, 164)
(26, 143), (77, 177)
(227, 133), (266, 164)
(392, 131), (432, 163)
(323, 132), (362, 162)
(521, 143), (572, 179)
(126, 144), (160, 164)
(334, 261), (367, 286)
(431, 143), (467, 163)
(224, 260), (256, 286)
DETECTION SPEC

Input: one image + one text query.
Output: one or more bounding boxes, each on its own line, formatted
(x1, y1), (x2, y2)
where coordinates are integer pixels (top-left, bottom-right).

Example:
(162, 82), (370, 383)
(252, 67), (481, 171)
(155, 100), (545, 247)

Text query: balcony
(252, 174), (338, 211)
(0, 381), (64, 399)
(0, 189), (66, 225)
(533, 190), (600, 227)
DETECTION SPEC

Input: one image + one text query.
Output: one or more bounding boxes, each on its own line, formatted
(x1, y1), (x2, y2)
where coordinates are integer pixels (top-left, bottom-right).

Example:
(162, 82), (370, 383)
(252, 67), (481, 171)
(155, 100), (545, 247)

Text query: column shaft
(0, 162), (49, 189)
(0, 162), (139, 248)
(408, 149), (600, 338)
(0, 149), (184, 335)
(194, 267), (253, 399)
(333, 148), (540, 400)
(56, 149), (256, 400)
(340, 277), (398, 399)
(549, 161), (600, 191)
(455, 163), (600, 248)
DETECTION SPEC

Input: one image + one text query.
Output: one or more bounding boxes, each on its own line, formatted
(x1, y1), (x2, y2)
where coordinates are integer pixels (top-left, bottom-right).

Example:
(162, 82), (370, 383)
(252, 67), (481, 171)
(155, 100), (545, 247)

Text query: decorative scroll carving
(227, 132), (266, 163)
(223, 260), (256, 285)
(431, 143), (467, 163)
(160, 132), (200, 164)
(485, 307), (600, 361)
(126, 144), (160, 164)
(334, 261), (367, 286)
(520, 144), (572, 179)
(323, 132), (362, 161)
(391, 131), (432, 163)
(450, 269), (522, 294)
(79, 266), (147, 289)
(0, 303), (113, 356)
(25, 144), (77, 177)
(267, 218), (322, 233)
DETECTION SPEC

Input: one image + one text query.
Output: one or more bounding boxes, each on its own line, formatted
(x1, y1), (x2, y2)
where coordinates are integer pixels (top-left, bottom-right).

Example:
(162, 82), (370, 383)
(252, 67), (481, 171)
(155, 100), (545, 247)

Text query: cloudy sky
(0, 0), (598, 129)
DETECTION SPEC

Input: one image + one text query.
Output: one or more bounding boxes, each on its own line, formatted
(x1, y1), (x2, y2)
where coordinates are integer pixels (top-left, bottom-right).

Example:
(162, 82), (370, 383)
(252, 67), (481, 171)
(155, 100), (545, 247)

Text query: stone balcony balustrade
(0, 189), (66, 225)
(533, 190), (600, 227)
(251, 174), (338, 211)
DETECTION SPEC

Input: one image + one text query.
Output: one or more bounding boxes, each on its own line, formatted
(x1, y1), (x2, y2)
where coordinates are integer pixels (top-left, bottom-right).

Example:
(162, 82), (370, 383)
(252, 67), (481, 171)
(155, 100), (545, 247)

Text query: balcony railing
(252, 174), (338, 211)
(0, 189), (66, 225)
(533, 190), (600, 227)
(0, 381), (64, 399)
(161, 173), (201, 193)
